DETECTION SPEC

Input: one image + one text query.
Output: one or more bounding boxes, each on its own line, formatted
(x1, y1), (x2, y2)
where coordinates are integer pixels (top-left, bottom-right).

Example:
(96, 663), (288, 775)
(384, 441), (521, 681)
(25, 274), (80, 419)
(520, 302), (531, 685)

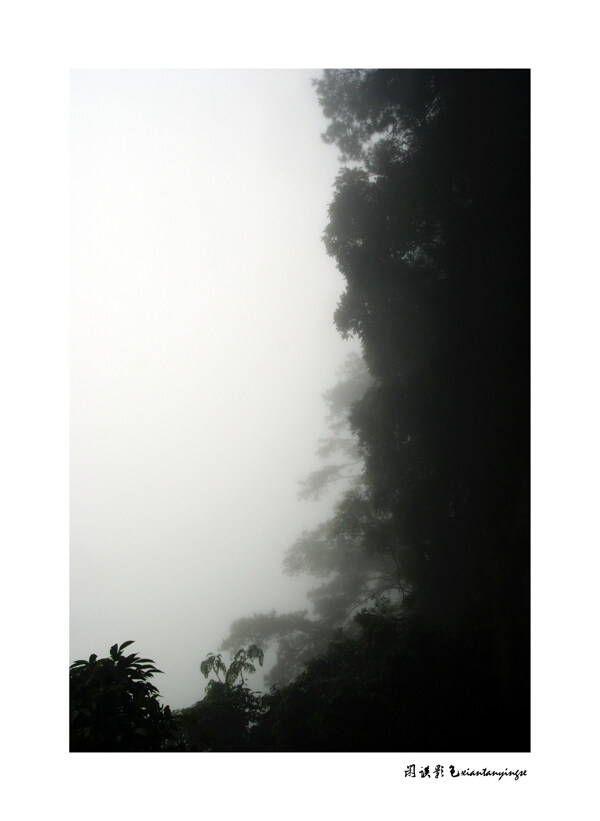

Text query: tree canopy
(253, 69), (529, 748)
(69, 641), (179, 752)
(317, 70), (529, 628)
(309, 70), (530, 748)
(220, 351), (401, 687)
(224, 74), (529, 748)
(172, 646), (266, 751)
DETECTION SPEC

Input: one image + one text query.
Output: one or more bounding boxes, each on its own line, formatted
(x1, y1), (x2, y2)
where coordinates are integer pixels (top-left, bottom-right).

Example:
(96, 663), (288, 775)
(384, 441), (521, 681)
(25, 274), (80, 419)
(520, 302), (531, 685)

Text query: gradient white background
(70, 69), (355, 708)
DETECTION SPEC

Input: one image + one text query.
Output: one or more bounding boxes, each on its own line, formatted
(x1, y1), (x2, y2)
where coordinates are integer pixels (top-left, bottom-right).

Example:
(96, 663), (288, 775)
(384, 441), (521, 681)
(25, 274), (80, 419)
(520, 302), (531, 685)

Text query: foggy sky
(70, 69), (354, 708)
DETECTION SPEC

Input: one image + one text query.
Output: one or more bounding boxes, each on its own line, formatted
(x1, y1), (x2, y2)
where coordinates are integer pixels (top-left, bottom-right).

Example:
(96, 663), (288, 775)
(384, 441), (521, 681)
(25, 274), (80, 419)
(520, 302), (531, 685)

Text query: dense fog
(70, 69), (354, 709)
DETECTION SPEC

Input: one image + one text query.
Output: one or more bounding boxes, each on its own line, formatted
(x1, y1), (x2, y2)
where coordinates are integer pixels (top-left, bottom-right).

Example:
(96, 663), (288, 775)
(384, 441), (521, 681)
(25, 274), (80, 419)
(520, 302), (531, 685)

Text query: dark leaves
(69, 641), (177, 752)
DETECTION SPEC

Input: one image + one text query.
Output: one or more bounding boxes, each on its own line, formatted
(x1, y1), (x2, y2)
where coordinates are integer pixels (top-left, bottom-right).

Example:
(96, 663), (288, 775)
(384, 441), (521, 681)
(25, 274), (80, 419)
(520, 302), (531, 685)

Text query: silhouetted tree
(218, 69), (530, 751)
(255, 601), (521, 752)
(70, 641), (179, 752)
(172, 646), (266, 751)
(312, 69), (530, 747)
(221, 353), (401, 686)
(316, 69), (529, 602)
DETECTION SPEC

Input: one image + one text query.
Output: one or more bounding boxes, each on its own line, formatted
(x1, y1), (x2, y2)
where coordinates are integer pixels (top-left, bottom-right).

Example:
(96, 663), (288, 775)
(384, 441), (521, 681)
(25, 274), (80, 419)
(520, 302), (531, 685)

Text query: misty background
(70, 69), (355, 709)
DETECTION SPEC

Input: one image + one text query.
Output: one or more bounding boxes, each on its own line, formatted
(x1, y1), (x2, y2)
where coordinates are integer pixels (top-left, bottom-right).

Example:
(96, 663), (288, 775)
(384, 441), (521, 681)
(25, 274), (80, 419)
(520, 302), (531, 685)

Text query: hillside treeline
(70, 69), (530, 752)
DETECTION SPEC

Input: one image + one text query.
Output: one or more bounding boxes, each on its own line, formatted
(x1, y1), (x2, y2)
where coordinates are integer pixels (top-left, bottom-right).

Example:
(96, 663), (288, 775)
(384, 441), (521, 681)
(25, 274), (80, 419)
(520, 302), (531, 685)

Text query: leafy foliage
(69, 641), (179, 752)
(298, 351), (370, 501)
(224, 645), (264, 686)
(255, 603), (522, 752)
(316, 70), (529, 622)
(172, 646), (266, 751)
(199, 652), (227, 682)
(309, 69), (530, 747)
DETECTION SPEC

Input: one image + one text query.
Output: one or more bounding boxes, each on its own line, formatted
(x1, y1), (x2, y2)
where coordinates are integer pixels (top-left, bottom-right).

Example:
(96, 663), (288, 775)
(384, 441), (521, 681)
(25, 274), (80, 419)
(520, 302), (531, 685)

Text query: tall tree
(173, 646), (266, 751)
(221, 352), (400, 687)
(314, 70), (530, 746)
(221, 70), (529, 750)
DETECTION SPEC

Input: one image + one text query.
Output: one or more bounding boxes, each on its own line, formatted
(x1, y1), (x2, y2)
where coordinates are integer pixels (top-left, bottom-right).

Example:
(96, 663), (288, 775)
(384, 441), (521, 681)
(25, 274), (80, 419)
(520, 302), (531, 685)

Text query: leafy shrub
(173, 645), (265, 751)
(70, 641), (179, 752)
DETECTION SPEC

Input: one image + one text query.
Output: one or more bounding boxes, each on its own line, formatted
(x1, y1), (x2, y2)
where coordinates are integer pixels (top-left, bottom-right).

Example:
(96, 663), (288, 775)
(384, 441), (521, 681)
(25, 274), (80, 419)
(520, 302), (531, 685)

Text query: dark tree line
(71, 69), (529, 752)
(224, 70), (530, 751)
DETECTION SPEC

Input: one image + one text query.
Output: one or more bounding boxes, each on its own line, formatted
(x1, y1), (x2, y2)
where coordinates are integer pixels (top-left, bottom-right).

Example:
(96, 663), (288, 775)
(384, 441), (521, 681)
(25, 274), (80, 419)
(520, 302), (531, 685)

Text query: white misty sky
(70, 69), (355, 708)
